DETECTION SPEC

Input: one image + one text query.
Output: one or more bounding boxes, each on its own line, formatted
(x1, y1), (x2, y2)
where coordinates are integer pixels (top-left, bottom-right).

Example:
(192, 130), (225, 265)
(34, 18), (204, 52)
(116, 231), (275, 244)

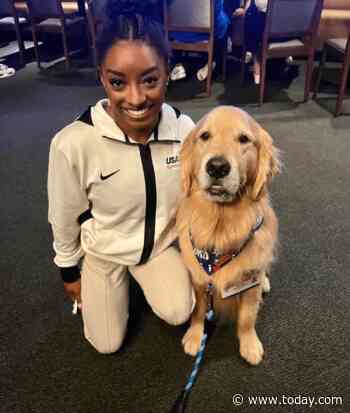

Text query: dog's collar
(190, 216), (264, 276)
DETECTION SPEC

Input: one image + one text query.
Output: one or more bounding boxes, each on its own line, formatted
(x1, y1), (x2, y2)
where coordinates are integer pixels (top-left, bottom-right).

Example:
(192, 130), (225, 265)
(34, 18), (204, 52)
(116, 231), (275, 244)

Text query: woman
(48, 0), (195, 354)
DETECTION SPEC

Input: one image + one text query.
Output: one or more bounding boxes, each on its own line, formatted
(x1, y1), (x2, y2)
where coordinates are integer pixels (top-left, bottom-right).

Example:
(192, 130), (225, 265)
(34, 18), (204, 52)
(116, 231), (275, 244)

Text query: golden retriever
(176, 106), (281, 365)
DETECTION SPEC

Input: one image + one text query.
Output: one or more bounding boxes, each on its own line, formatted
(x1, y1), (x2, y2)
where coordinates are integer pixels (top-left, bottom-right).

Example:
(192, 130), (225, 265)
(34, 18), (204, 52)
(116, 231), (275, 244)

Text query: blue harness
(192, 215), (264, 276)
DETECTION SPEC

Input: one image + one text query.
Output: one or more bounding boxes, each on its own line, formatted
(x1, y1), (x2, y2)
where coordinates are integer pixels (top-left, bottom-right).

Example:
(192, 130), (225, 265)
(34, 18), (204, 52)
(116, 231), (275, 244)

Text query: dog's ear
(180, 126), (197, 197)
(251, 123), (281, 200)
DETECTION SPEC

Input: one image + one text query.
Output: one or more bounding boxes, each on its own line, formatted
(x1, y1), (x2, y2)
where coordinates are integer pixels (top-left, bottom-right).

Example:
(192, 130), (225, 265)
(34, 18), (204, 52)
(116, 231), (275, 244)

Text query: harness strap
(191, 215), (264, 276)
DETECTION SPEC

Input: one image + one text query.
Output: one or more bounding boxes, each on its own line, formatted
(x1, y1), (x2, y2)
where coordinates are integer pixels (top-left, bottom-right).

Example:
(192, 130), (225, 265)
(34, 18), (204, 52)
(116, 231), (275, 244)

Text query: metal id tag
(221, 276), (260, 299)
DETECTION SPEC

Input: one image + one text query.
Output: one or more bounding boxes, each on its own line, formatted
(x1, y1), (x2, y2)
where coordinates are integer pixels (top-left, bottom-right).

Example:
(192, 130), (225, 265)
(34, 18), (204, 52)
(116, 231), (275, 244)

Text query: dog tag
(221, 276), (260, 299)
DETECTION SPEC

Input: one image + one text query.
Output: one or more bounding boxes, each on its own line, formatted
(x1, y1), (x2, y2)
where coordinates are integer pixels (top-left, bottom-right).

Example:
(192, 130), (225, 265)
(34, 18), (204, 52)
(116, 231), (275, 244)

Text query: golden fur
(176, 106), (281, 365)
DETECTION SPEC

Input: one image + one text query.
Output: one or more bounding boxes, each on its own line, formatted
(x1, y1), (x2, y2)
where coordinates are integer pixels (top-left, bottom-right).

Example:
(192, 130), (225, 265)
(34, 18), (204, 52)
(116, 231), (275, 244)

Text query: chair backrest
(26, 0), (64, 19)
(265, 0), (324, 39)
(165, 0), (214, 33)
(0, 0), (15, 17)
(86, 0), (109, 36)
(89, 0), (108, 21)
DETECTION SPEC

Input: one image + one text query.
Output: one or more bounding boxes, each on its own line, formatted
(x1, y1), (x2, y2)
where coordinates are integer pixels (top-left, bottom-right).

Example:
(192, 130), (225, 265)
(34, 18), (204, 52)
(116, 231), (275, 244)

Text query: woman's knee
(84, 325), (127, 354)
(157, 295), (194, 326)
(166, 310), (191, 326)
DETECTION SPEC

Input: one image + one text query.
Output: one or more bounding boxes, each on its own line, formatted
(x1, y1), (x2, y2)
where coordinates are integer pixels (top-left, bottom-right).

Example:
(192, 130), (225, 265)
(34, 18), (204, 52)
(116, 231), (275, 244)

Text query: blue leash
(170, 283), (216, 413)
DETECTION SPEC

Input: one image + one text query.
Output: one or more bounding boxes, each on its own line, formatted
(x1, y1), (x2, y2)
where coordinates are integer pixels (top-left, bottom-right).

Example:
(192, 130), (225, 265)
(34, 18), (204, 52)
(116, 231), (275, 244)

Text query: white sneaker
(197, 61), (216, 81)
(0, 64), (15, 78)
(285, 56), (293, 65)
(170, 63), (186, 81)
(245, 51), (253, 64)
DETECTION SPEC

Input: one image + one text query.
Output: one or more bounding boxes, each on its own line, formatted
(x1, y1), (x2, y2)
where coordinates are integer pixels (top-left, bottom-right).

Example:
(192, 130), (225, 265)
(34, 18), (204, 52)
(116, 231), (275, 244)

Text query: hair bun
(106, 0), (155, 18)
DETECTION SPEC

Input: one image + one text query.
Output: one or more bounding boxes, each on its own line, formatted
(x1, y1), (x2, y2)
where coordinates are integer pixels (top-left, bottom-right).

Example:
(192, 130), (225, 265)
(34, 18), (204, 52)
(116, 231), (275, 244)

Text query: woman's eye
(110, 79), (124, 89)
(238, 134), (250, 144)
(144, 76), (158, 87)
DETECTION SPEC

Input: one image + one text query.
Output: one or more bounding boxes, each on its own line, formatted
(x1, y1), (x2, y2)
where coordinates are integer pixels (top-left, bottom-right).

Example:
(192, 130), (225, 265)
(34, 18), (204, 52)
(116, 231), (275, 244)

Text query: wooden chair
(163, 0), (216, 96)
(257, 0), (324, 105)
(85, 0), (108, 74)
(0, 0), (28, 65)
(313, 33), (350, 116)
(25, 0), (87, 70)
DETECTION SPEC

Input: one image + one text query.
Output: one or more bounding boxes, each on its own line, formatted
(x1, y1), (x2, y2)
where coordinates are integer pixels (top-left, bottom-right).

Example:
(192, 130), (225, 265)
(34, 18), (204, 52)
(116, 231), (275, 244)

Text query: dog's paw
(239, 332), (264, 365)
(262, 274), (271, 294)
(182, 325), (204, 356)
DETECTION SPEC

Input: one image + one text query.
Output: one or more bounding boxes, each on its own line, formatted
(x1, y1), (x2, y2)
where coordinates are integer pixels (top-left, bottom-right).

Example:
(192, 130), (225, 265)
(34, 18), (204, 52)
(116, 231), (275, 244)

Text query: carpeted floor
(1, 48), (349, 413)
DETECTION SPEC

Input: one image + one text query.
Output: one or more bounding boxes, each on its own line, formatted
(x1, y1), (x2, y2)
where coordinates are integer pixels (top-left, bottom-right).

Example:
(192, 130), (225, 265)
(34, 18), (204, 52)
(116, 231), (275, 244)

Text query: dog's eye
(199, 131), (210, 141)
(238, 134), (250, 144)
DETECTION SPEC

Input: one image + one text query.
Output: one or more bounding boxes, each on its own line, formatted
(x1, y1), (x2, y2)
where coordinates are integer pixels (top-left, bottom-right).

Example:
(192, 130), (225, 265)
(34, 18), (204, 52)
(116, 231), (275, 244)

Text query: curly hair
(96, 0), (169, 68)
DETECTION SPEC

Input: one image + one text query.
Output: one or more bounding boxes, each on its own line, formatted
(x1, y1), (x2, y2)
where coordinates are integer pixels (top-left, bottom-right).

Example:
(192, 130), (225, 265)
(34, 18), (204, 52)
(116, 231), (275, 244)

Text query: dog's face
(181, 106), (280, 203)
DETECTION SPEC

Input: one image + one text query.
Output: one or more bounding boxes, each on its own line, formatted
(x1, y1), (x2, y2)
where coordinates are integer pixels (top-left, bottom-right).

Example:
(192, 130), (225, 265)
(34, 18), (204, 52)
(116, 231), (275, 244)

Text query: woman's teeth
(124, 108), (149, 118)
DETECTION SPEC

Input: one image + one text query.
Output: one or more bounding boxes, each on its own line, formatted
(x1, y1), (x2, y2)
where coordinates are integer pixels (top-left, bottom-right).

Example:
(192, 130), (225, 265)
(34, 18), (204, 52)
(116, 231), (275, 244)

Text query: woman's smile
(122, 105), (153, 119)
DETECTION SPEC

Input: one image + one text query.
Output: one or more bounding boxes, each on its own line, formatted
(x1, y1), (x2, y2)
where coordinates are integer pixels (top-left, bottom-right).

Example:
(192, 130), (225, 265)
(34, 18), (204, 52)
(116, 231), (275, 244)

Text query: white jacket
(48, 100), (194, 271)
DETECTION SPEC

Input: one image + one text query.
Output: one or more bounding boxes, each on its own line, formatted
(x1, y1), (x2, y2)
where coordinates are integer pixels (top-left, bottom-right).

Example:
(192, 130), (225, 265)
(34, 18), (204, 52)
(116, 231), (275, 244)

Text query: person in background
(169, 0), (230, 82)
(48, 0), (195, 354)
(233, 0), (267, 84)
(233, 0), (293, 84)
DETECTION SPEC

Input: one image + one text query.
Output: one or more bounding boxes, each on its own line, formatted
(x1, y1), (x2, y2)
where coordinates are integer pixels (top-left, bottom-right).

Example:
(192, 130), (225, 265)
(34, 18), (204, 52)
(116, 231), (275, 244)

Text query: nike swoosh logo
(100, 169), (120, 181)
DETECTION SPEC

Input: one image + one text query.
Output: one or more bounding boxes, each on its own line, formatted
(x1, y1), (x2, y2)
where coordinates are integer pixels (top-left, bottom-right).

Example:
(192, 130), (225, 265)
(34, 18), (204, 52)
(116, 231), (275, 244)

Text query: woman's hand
(233, 7), (246, 17)
(63, 279), (82, 307)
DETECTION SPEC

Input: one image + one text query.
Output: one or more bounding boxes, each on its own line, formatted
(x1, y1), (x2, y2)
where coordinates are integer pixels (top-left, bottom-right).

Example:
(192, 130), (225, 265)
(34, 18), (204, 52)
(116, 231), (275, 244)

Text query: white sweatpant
(80, 247), (194, 354)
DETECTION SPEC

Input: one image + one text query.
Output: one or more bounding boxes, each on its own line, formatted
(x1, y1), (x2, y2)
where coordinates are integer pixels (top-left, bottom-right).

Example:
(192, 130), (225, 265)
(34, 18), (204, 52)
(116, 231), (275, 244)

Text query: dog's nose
(206, 156), (231, 179)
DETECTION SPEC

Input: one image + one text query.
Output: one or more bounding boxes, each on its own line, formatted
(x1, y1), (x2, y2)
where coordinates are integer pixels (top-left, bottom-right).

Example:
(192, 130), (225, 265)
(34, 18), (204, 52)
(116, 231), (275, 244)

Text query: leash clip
(206, 282), (215, 321)
(206, 281), (214, 295)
